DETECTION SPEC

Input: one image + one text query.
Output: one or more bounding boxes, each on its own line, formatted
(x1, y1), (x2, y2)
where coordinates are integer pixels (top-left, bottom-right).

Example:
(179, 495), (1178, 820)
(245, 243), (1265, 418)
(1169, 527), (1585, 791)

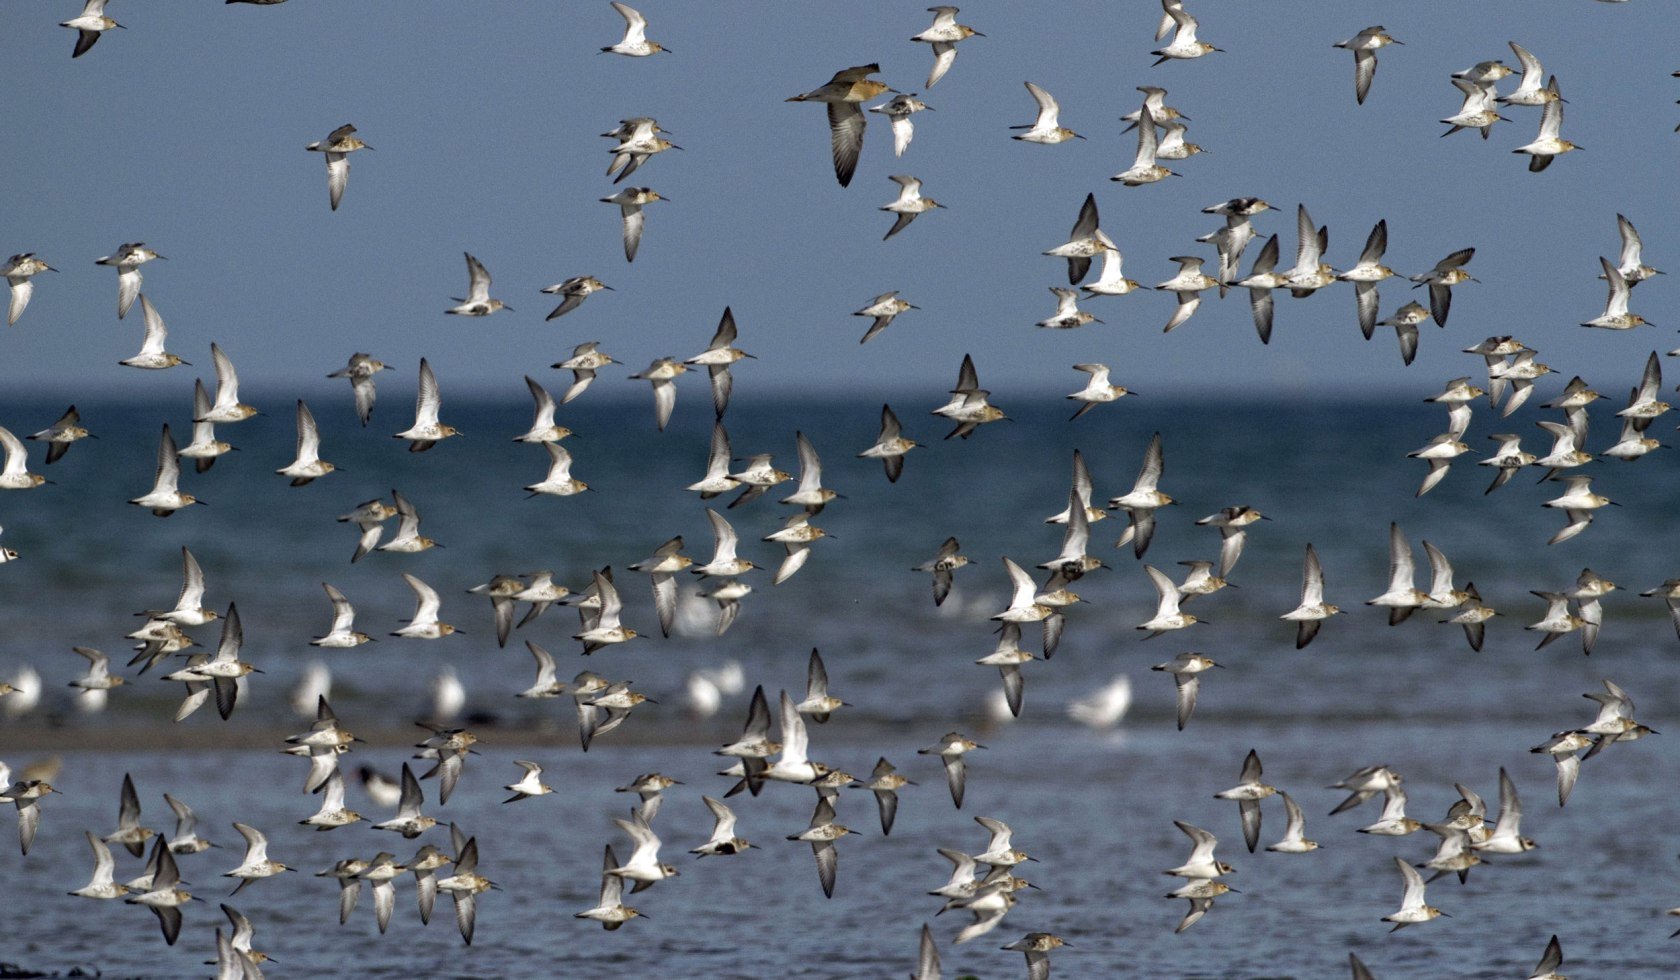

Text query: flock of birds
(2, 1), (1677, 977)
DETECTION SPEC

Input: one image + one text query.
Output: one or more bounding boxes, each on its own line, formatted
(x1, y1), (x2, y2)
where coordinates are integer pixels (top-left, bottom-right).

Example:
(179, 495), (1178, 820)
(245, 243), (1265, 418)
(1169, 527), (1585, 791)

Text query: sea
(0, 390), (1677, 978)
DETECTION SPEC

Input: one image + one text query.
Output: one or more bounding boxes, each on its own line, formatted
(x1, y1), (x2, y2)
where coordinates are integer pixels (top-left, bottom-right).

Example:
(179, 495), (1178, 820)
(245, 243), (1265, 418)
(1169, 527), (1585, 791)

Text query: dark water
(0, 392), (1677, 977)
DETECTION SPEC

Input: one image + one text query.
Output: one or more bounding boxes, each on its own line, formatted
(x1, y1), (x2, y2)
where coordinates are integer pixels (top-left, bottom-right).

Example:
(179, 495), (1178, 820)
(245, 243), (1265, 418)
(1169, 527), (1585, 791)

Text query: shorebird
(609, 807), (680, 892)
(0, 426), (46, 491)
(70, 832), (128, 900)
(573, 567), (637, 652)
(1383, 856), (1445, 930)
(1513, 77), (1577, 171)
(881, 175), (942, 240)
(1044, 194), (1103, 284)
(919, 732), (983, 809)
(685, 307), (754, 419)
(1012, 81), (1081, 144)
(541, 275), (611, 320)
(859, 404), (919, 482)
(326, 353), (386, 426)
(95, 242), (164, 319)
(126, 839), (191, 944)
(854, 291), (917, 344)
(912, 6), (981, 87)
(787, 796), (850, 898)
(1109, 432), (1173, 556)
(305, 123), (370, 211)
(62, 0), (123, 58)
(786, 65), (892, 188)
(869, 93), (932, 158)
(2, 253), (55, 327)
(119, 294), (187, 370)
(129, 424), (200, 515)
(602, 2), (666, 56)
(1111, 106), (1176, 186)
(373, 489), (435, 555)
(576, 845), (641, 929)
(1152, 651), (1219, 730)
(600, 188), (665, 262)
(391, 573), (457, 639)
(552, 341), (617, 404)
(1151, 0), (1221, 64)
(1337, 220), (1396, 339)
(1153, 256), (1215, 332)
(1583, 257), (1650, 329)
(1215, 750), (1277, 852)
(1164, 820), (1232, 879)
(444, 253), (510, 316)
(605, 117), (680, 183)
(628, 357), (686, 431)
(1231, 234), (1287, 343)
(1604, 213), (1662, 286)
(1441, 76), (1505, 139)
(1066, 364), (1131, 420)
(1335, 27), (1401, 104)
(394, 358), (459, 451)
(276, 400), (334, 486)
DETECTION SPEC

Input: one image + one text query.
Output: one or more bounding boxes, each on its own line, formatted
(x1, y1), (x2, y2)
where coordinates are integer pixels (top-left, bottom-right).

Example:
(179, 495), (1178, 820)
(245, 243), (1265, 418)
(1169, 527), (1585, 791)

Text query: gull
(305, 123), (370, 211)
(600, 188), (665, 262)
(686, 307), (754, 419)
(0, 427), (45, 491)
(1109, 432), (1173, 557)
(787, 797), (850, 898)
(1335, 27), (1401, 105)
(1329, 764), (1401, 815)
(375, 489), (435, 554)
(1153, 255), (1214, 332)
(693, 795), (752, 857)
(1543, 475), (1613, 545)
(1083, 231), (1143, 297)
(1164, 820), (1232, 879)
(1604, 213), (1663, 285)
(70, 832), (129, 900)
(444, 252), (510, 316)
(394, 358), (458, 451)
(1379, 301), (1431, 364)
(870, 93), (932, 158)
(1440, 77), (1505, 139)
(992, 557), (1061, 657)
(1043, 194), (1103, 284)
(129, 424), (200, 515)
(1215, 749), (1277, 852)
(1337, 220), (1396, 339)
(1152, 651), (1219, 730)
(392, 573), (458, 639)
(781, 430), (840, 513)
(1473, 768), (1536, 854)
(1012, 81), (1081, 144)
(1583, 257), (1650, 329)
(1232, 234), (1287, 343)
(1139, 565), (1201, 638)
(276, 400), (333, 486)
(1266, 793), (1319, 853)
(95, 242), (163, 319)
(525, 443), (587, 497)
(2, 253), (55, 327)
(1443, 582), (1497, 651)
(602, 2), (666, 56)
(1528, 936), (1565, 980)
(1111, 107), (1175, 186)
(127, 839), (191, 945)
(1409, 434), (1469, 497)
(326, 353), (386, 426)
(605, 117), (679, 184)
(301, 770), (362, 831)
(1283, 204), (1333, 296)
(630, 536), (692, 637)
(373, 764), (436, 839)
(786, 64), (891, 188)
(854, 290), (917, 344)
(1067, 363), (1131, 420)
(165, 794), (215, 853)
(1383, 856), (1445, 930)
(119, 294), (187, 369)
(1359, 786), (1422, 836)
(508, 376), (573, 446)
(435, 837), (497, 945)
(1152, 0), (1221, 64)
(1513, 77), (1578, 172)
(575, 845), (641, 929)
(177, 380), (234, 473)
(1036, 287), (1100, 329)
(1498, 42), (1560, 107)
(1367, 523), (1429, 624)
(1002, 932), (1065, 980)
(574, 567), (637, 652)
(766, 513), (826, 584)
(920, 732), (982, 809)
(628, 357), (686, 431)
(551, 340), (616, 403)
(915, 536), (969, 606)
(104, 773), (156, 857)
(1196, 505), (1265, 577)
(881, 175), (942, 240)
(859, 404), (919, 482)
(912, 6), (981, 87)
(224, 823), (289, 895)
(541, 275), (611, 320)
(610, 807), (680, 892)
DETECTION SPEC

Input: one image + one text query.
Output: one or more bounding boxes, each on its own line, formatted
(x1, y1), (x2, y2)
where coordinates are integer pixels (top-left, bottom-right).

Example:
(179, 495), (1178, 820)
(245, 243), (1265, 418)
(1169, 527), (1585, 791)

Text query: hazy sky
(1, 1), (1674, 403)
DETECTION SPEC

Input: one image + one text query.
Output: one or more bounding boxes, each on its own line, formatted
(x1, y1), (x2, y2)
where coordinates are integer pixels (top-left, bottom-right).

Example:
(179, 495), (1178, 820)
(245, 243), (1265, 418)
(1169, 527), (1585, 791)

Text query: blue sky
(1, 1), (1674, 402)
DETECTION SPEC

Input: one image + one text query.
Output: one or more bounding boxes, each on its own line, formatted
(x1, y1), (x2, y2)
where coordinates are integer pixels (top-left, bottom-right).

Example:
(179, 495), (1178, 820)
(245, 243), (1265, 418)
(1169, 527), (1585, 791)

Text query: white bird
(881, 175), (942, 240)
(1011, 81), (1081, 144)
(129, 425), (200, 516)
(444, 252), (510, 316)
(602, 2), (667, 56)
(600, 188), (665, 262)
(120, 294), (187, 370)
(608, 808), (680, 892)
(1382, 856), (1445, 930)
(1512, 76), (1578, 172)
(1334, 27), (1401, 105)
(1582, 257), (1649, 330)
(276, 401), (334, 486)
(869, 94), (932, 159)
(326, 352), (386, 426)
(1151, 0), (1221, 64)
(95, 242), (163, 319)
(391, 573), (457, 640)
(911, 6), (982, 88)
(2, 253), (55, 327)
(305, 123), (371, 211)
(394, 358), (458, 451)
(1366, 523), (1428, 624)
(1111, 106), (1175, 186)
(61, 0), (123, 58)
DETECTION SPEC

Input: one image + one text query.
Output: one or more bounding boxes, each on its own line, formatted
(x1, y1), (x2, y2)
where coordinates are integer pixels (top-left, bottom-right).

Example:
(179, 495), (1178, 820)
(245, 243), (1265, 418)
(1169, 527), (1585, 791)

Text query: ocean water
(1, 390), (1677, 977)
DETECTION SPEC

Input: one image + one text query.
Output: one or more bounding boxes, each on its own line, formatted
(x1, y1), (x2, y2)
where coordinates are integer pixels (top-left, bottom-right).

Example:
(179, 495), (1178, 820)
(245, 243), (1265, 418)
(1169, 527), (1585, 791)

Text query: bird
(599, 188), (665, 262)
(391, 573), (457, 639)
(0, 426), (46, 491)
(1367, 523), (1429, 624)
(1214, 749), (1277, 852)
(70, 831), (129, 900)
(525, 443), (588, 497)
(609, 807), (680, 893)
(1527, 935), (1566, 980)
(435, 836), (496, 945)
(1513, 77), (1578, 171)
(95, 242), (164, 319)
(2, 253), (55, 327)
(685, 307), (754, 419)
(102, 773), (155, 858)
(602, 2), (666, 56)
(444, 253), (510, 316)
(1266, 792), (1319, 854)
(1335, 27), (1401, 104)
(856, 757), (914, 836)
(573, 567), (637, 653)
(1282, 544), (1340, 648)
(575, 845), (641, 930)
(61, 0), (123, 59)
(1164, 820), (1232, 879)
(692, 796), (753, 857)
(786, 65), (892, 188)
(541, 275), (611, 321)
(118, 293), (187, 370)
(1151, 0), (1222, 64)
(1604, 213), (1662, 286)
(394, 358), (459, 451)
(605, 116), (680, 184)
(1111, 106), (1176, 186)
(1582, 257), (1650, 329)
(1002, 932), (1065, 980)
(1441, 75), (1506, 139)
(1036, 287), (1101, 329)
(326, 353), (386, 426)
(305, 123), (370, 211)
(129, 424), (200, 515)
(1109, 432), (1174, 557)
(1499, 42), (1562, 108)
(1153, 256), (1215, 332)
(1382, 856), (1445, 930)
(869, 93), (932, 158)
(276, 400), (334, 486)
(1152, 652), (1219, 730)
(223, 823), (289, 895)
(859, 404), (919, 483)
(551, 341), (616, 404)
(1012, 81), (1081, 144)
(880, 175), (942, 240)
(911, 7), (982, 87)
(1337, 220), (1396, 339)
(787, 796), (850, 898)
(126, 839), (191, 944)
(918, 732), (983, 809)
(1066, 364), (1131, 420)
